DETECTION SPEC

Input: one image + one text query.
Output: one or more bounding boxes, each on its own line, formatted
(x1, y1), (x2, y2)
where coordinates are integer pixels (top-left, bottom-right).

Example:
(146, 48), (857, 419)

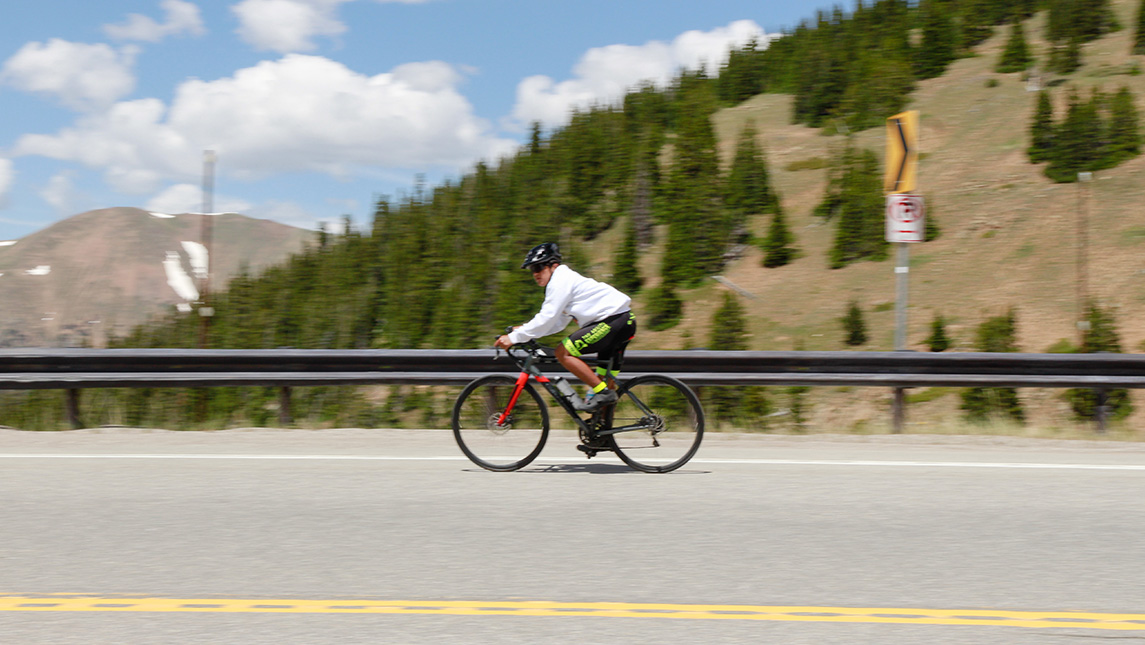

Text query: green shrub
(1067, 303), (1133, 421)
(961, 309), (1024, 423)
(841, 301), (868, 346)
(925, 314), (951, 352)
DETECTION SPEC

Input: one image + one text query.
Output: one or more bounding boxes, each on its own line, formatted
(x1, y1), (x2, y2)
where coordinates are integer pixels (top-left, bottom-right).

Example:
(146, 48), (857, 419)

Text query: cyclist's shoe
(574, 388), (617, 412)
(577, 437), (611, 457)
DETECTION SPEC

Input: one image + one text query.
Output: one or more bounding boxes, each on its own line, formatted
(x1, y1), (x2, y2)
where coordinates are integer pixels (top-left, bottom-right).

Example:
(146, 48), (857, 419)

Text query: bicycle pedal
(577, 443), (610, 458)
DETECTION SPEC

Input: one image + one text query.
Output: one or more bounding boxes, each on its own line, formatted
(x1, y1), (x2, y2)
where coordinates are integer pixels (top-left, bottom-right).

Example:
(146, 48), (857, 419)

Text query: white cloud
(509, 20), (773, 130)
(233, 0), (433, 53)
(13, 55), (515, 191)
(15, 98), (171, 193)
(104, 0), (207, 43)
(40, 172), (81, 214)
(0, 158), (12, 204)
(145, 183), (253, 215)
(0, 39), (138, 111)
(233, 0), (349, 53)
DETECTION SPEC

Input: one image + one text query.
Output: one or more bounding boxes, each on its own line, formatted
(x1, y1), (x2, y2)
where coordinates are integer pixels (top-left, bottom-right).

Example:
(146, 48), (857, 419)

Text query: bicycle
(451, 337), (704, 473)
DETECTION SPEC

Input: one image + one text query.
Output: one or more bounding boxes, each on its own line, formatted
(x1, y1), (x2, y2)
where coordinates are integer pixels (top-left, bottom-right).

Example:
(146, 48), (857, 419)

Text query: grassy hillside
(602, 2), (1145, 434)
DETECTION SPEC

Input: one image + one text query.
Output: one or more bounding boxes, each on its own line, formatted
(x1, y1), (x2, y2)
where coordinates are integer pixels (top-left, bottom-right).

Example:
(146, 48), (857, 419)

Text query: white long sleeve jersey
(507, 264), (631, 344)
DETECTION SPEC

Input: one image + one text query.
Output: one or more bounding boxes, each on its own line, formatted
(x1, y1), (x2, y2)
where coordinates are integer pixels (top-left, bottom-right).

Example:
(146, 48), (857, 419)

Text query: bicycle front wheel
(452, 375), (550, 472)
(608, 375), (704, 473)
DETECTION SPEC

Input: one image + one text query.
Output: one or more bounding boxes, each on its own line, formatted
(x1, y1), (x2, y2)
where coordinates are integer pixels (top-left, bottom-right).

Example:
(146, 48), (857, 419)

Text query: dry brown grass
(583, 1), (1145, 438)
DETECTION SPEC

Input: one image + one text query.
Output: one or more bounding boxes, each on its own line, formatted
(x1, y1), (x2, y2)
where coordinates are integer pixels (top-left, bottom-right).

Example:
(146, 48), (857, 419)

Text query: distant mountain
(0, 207), (313, 347)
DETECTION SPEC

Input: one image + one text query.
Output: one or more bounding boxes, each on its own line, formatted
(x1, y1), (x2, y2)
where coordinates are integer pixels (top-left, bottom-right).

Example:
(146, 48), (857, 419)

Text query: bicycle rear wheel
(608, 375), (704, 473)
(452, 375), (550, 472)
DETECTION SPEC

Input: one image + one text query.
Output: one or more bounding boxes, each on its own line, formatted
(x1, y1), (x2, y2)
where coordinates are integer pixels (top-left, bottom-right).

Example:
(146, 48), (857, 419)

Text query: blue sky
(0, 0), (834, 241)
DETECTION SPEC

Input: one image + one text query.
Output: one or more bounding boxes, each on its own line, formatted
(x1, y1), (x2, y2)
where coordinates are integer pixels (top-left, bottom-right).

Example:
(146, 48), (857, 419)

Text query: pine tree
(961, 310), (1025, 423)
(717, 38), (765, 105)
(705, 291), (771, 428)
(612, 217), (642, 294)
(1104, 86), (1142, 166)
(1049, 36), (1083, 75)
(725, 120), (774, 236)
(814, 145), (847, 220)
(1048, 0), (1117, 47)
(839, 51), (915, 132)
(829, 146), (887, 269)
(1067, 303), (1133, 421)
(658, 73), (727, 286)
(1046, 87), (1104, 182)
(710, 291), (748, 352)
(646, 283), (683, 331)
(996, 20), (1033, 73)
(707, 292), (748, 423)
(792, 12), (850, 128)
(1007, 0), (1039, 22)
(916, 0), (957, 79)
(925, 313), (951, 352)
(842, 301), (869, 346)
(762, 199), (797, 268)
(1135, 0), (1145, 54)
(957, 0), (999, 49)
(1028, 90), (1056, 163)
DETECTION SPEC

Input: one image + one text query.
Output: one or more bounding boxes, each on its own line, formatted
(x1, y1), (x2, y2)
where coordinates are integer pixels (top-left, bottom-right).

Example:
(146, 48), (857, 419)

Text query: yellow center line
(1, 596), (1143, 630)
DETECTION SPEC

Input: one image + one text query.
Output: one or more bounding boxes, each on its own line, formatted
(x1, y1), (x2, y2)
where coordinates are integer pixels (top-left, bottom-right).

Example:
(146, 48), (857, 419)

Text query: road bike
(451, 338), (704, 473)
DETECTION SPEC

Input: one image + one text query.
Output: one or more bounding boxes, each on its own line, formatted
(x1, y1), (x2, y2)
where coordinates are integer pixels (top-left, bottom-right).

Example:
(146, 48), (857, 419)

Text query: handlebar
(491, 330), (556, 364)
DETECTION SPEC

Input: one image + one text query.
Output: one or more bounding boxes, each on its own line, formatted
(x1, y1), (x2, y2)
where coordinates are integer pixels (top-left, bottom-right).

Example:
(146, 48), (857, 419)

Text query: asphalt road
(2, 428), (1144, 644)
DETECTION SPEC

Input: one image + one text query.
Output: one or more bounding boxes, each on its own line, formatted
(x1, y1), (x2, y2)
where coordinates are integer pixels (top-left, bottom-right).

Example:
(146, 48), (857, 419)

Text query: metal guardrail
(1, 349), (1139, 428)
(2, 348), (1144, 386)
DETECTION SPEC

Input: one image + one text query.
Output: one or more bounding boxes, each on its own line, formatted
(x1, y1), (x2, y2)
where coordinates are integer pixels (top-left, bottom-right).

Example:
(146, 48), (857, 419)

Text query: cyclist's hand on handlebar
(494, 325), (523, 350)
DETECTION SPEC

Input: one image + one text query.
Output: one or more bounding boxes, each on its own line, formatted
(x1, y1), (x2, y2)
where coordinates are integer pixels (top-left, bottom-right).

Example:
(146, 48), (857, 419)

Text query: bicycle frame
(497, 344), (659, 440)
(498, 346), (592, 434)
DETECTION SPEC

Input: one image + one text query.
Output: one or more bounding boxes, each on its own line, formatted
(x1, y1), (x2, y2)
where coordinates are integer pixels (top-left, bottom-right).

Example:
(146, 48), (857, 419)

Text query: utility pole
(198, 150), (216, 349)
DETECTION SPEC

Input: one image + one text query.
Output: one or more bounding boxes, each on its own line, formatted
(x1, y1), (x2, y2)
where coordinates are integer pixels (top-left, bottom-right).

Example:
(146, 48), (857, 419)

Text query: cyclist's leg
(562, 311), (635, 401)
(558, 317), (619, 390)
(595, 312), (636, 388)
(555, 343), (602, 388)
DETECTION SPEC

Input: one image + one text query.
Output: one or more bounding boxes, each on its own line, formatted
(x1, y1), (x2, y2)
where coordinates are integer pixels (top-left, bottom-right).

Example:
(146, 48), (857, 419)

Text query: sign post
(885, 111), (919, 433)
(886, 194), (926, 350)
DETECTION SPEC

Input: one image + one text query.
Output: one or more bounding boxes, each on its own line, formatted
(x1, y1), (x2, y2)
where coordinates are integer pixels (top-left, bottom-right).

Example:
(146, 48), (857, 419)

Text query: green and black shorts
(561, 311), (636, 380)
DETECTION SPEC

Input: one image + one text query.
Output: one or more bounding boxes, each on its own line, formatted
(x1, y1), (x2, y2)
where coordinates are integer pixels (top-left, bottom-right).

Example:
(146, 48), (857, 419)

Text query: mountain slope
(0, 207), (312, 346)
(636, 2), (1145, 358)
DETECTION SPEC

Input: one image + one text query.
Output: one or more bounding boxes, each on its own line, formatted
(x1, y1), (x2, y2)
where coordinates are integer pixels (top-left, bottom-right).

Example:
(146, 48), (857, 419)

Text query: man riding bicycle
(494, 242), (636, 412)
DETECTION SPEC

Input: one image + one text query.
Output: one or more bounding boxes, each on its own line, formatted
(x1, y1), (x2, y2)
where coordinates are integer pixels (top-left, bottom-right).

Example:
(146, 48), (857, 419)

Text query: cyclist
(495, 242), (636, 411)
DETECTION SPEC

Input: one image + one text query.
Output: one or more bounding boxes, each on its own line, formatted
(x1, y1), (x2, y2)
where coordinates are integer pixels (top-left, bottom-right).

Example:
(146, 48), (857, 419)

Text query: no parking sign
(885, 194), (925, 243)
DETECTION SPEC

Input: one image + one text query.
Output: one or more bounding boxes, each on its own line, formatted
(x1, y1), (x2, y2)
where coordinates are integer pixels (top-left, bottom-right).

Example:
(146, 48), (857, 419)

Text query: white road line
(693, 459), (1145, 471)
(0, 454), (1144, 470)
(0, 454), (469, 461)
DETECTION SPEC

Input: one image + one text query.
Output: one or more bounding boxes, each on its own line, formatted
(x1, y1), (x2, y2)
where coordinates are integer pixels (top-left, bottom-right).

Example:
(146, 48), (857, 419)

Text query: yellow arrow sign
(884, 110), (918, 194)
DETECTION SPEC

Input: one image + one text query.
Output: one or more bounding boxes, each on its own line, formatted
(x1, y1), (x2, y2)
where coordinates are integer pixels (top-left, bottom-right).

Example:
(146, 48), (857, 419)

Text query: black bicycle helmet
(520, 242), (562, 269)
